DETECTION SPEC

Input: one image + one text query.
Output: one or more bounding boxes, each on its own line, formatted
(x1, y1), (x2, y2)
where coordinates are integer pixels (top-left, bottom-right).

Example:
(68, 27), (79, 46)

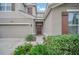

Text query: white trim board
(67, 9), (79, 12)
(0, 23), (32, 26)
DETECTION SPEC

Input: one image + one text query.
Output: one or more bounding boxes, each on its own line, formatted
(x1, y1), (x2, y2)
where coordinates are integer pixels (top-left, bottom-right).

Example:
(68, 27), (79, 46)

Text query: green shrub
(45, 34), (79, 55)
(25, 34), (36, 41)
(14, 34), (79, 55)
(14, 43), (32, 55)
(29, 44), (48, 55)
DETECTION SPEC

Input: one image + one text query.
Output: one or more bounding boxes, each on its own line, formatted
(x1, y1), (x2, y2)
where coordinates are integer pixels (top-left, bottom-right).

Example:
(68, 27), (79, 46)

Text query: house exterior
(1, 3), (79, 38)
(43, 3), (79, 36)
(35, 12), (44, 35)
(0, 3), (37, 38)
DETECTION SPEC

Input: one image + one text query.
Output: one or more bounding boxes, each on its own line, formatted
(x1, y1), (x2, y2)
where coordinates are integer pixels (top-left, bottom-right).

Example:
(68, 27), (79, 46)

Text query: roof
(19, 10), (36, 19)
(0, 11), (35, 19)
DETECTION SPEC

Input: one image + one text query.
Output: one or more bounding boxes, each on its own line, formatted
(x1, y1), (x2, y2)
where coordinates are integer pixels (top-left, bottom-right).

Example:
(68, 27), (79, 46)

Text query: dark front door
(62, 12), (68, 34)
(36, 22), (43, 35)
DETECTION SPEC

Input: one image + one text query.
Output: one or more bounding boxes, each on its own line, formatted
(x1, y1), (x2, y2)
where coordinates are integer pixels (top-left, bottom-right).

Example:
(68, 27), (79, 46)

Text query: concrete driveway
(0, 36), (43, 55)
(0, 38), (25, 55)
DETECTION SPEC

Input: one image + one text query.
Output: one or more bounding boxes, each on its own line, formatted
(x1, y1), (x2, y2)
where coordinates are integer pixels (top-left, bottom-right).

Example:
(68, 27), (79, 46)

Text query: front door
(62, 12), (68, 34)
(36, 22), (43, 35)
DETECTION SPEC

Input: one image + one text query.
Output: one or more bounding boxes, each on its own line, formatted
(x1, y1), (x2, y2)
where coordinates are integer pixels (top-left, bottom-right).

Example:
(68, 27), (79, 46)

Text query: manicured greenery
(25, 34), (36, 41)
(29, 44), (48, 55)
(14, 34), (79, 55)
(45, 34), (79, 55)
(14, 43), (32, 55)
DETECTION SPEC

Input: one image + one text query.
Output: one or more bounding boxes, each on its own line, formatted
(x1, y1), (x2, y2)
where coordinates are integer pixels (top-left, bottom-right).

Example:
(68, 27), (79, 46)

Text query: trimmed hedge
(45, 34), (79, 55)
(14, 34), (79, 55)
(29, 44), (48, 55)
(14, 43), (32, 55)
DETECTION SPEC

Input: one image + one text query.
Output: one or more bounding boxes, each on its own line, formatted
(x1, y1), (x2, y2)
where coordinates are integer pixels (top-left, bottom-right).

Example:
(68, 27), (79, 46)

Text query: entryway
(35, 22), (43, 35)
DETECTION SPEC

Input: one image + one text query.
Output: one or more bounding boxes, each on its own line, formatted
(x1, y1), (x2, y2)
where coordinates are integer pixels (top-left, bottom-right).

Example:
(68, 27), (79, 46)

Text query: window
(68, 12), (79, 34)
(0, 3), (12, 12)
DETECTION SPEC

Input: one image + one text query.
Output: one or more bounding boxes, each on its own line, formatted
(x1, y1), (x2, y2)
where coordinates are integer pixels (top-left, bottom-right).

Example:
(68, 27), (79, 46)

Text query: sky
(36, 3), (47, 12)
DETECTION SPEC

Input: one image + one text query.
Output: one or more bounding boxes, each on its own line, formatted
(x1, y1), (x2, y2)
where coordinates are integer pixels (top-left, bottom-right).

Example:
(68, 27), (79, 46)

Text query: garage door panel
(0, 26), (32, 38)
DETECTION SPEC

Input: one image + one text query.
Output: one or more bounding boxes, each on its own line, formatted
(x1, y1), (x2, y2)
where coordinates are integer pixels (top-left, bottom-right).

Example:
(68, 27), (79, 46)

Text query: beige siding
(0, 18), (33, 23)
(15, 3), (25, 12)
(32, 6), (36, 16)
(43, 11), (54, 36)
(0, 11), (34, 19)
(0, 3), (36, 38)
(43, 3), (79, 36)
(0, 18), (35, 38)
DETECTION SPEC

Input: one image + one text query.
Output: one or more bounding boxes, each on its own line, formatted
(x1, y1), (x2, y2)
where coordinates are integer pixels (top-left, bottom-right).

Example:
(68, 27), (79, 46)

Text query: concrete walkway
(36, 35), (44, 44)
(0, 36), (43, 55)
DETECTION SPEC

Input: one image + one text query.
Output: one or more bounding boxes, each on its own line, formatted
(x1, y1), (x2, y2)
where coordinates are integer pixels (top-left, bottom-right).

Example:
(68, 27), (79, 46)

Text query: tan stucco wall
(43, 3), (79, 36)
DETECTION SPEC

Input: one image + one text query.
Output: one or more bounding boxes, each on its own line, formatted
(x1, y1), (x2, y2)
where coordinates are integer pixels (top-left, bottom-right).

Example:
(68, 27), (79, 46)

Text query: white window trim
(69, 24), (79, 26)
(68, 10), (79, 25)
(67, 9), (79, 12)
(68, 10), (79, 34)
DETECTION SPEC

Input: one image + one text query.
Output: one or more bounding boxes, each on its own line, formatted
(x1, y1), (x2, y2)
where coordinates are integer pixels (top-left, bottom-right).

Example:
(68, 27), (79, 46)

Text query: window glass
(0, 3), (12, 11)
(68, 13), (79, 25)
(68, 12), (79, 34)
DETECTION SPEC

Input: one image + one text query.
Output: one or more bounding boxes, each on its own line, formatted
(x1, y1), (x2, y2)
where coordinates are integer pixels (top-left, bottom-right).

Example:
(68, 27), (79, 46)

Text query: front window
(0, 3), (12, 12)
(68, 12), (79, 34)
